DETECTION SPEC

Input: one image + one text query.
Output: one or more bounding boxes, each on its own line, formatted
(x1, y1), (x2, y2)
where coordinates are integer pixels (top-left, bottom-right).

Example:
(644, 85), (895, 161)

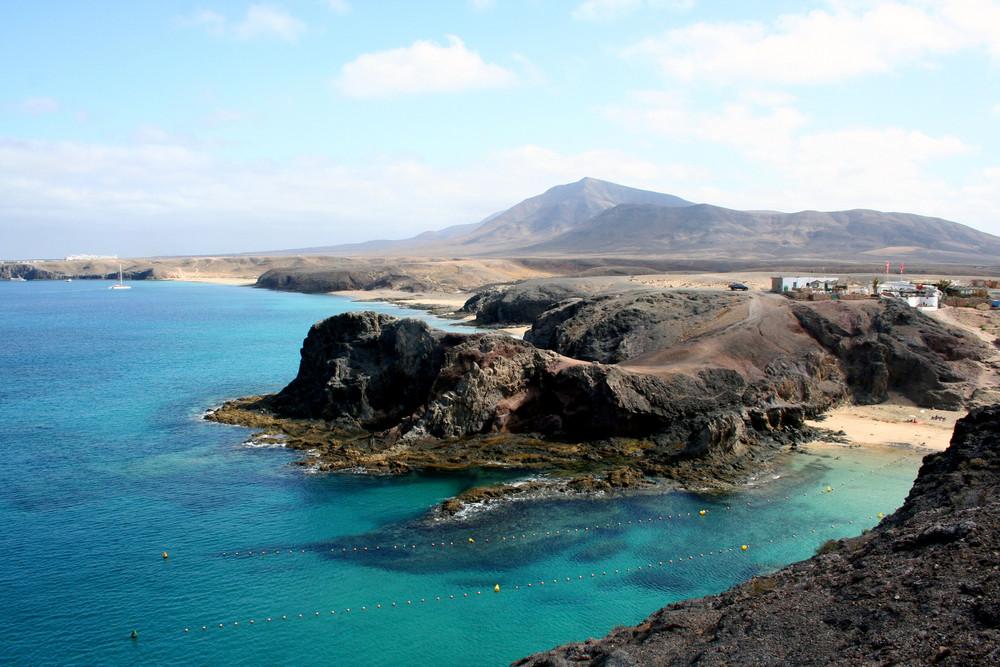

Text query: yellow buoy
(698, 509), (707, 516)
(824, 485), (833, 493)
(493, 584), (501, 593)
(161, 551), (169, 560)
(468, 537), (475, 544)
(740, 544), (749, 551)
(876, 511), (884, 519)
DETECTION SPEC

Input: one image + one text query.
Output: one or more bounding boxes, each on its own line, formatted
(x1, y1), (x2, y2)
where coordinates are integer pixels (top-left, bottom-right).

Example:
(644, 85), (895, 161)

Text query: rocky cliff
(515, 405), (1000, 667)
(256, 267), (437, 293)
(209, 291), (993, 496)
(793, 300), (989, 410)
(524, 290), (744, 364)
(0, 262), (156, 281)
(461, 279), (599, 325)
(209, 309), (831, 490)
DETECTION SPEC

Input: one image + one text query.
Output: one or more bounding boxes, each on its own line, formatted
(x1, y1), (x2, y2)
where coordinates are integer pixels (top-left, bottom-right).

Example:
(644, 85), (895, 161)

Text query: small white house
(876, 281), (940, 310)
(771, 276), (840, 293)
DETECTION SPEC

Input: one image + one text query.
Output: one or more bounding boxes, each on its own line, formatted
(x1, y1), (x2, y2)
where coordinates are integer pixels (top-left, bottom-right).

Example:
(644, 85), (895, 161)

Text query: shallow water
(0, 280), (925, 665)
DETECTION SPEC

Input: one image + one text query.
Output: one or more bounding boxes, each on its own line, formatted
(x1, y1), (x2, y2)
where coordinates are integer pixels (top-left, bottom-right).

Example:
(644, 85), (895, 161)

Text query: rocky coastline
(206, 289), (994, 517)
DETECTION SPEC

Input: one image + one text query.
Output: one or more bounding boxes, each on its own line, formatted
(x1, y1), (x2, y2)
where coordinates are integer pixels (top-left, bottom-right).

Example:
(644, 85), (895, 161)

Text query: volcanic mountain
(281, 177), (1000, 265)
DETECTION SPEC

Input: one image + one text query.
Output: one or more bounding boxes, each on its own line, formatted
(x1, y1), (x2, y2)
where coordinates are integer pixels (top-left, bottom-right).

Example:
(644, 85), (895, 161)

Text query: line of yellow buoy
(208, 454), (914, 561)
(180, 514), (871, 636)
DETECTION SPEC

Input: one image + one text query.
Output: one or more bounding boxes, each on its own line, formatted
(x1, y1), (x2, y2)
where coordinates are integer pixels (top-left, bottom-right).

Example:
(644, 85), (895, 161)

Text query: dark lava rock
(240, 310), (833, 474)
(0, 263), (156, 281)
(793, 299), (988, 409)
(525, 290), (743, 363)
(460, 279), (595, 325)
(257, 267), (434, 293)
(515, 405), (1000, 667)
(266, 312), (463, 430)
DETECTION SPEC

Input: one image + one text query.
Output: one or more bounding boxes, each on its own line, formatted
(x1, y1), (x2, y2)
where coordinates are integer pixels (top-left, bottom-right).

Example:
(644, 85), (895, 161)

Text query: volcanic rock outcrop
(209, 309), (833, 486)
(793, 299), (989, 410)
(524, 290), (744, 363)
(515, 405), (1000, 667)
(461, 279), (598, 325)
(210, 291), (993, 492)
(246, 311), (821, 448)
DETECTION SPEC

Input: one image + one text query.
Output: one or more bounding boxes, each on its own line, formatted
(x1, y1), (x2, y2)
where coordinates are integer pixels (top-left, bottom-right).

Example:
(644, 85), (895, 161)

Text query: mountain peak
(456, 178), (694, 250)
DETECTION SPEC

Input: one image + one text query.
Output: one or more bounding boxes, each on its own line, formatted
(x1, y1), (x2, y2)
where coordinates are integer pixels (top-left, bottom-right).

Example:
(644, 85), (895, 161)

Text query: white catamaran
(108, 264), (131, 290)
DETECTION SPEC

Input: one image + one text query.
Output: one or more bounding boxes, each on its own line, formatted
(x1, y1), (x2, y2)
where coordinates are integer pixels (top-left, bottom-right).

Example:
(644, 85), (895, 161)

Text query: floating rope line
(211, 454), (916, 561)
(180, 514), (873, 636)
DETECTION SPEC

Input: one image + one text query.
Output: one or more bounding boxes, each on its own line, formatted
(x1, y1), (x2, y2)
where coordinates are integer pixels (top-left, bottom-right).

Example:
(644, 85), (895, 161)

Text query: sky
(2, 0), (999, 258)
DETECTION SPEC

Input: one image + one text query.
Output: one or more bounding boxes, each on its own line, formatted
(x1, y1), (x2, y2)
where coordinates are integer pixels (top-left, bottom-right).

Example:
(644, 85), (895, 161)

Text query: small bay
(0, 281), (924, 666)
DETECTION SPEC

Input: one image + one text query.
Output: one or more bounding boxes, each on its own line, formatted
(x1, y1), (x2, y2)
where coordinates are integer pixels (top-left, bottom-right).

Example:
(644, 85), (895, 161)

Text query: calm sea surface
(0, 280), (924, 666)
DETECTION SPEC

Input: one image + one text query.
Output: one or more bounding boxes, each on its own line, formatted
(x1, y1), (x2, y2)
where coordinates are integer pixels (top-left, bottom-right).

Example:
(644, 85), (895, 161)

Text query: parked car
(728, 282), (750, 291)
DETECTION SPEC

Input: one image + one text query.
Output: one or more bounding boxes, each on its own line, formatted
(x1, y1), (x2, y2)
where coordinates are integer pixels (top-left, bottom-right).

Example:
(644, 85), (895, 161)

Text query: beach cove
(0, 280), (926, 665)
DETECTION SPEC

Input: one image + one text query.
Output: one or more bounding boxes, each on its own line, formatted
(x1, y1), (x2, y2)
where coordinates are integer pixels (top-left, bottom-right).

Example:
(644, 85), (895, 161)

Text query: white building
(771, 276), (840, 293)
(876, 281), (940, 310)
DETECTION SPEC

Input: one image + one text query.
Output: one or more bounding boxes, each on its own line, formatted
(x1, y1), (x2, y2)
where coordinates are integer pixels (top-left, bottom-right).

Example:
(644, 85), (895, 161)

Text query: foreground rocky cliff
(516, 405), (1000, 666)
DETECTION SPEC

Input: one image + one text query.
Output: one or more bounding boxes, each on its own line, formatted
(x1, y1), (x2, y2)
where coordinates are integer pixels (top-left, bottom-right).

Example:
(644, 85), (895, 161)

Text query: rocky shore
(515, 405), (1000, 666)
(206, 309), (818, 506)
(206, 290), (993, 516)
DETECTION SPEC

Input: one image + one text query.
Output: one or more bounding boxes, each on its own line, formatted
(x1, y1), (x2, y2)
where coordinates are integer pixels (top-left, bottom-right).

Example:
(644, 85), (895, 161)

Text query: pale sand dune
(806, 401), (963, 452)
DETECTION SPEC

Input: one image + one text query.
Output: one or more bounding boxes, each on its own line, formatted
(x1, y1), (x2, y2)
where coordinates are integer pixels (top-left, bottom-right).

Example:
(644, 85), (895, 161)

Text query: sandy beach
(332, 288), (469, 311)
(165, 276), (258, 286)
(332, 288), (530, 337)
(807, 400), (963, 452)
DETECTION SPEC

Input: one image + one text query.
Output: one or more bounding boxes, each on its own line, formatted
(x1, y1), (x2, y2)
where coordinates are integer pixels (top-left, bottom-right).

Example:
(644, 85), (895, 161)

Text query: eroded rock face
(461, 280), (594, 325)
(793, 300), (988, 409)
(515, 406), (1000, 667)
(214, 294), (992, 491)
(256, 268), (434, 293)
(525, 290), (744, 363)
(248, 311), (838, 471)
(267, 312), (460, 429)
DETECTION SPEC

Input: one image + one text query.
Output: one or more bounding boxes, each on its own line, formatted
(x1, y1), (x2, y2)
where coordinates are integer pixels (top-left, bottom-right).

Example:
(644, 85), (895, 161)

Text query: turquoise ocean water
(0, 280), (925, 666)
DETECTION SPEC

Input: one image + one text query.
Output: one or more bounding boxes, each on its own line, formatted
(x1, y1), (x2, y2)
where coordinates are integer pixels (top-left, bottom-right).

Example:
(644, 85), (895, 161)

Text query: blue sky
(2, 0), (999, 258)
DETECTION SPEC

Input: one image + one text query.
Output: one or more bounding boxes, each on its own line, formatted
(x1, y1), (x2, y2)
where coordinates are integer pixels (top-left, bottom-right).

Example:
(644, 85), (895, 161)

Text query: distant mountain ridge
(270, 177), (1000, 264)
(524, 203), (1000, 262)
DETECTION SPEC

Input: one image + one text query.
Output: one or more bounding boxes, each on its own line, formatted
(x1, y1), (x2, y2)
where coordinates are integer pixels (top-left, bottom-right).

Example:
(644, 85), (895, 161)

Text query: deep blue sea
(0, 280), (925, 666)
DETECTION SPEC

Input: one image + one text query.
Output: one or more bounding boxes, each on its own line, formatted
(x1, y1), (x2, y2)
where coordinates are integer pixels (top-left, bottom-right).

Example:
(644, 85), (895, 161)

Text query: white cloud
(184, 8), (226, 34)
(626, 1), (1000, 84)
(573, 0), (694, 22)
(205, 108), (247, 126)
(14, 97), (60, 115)
(469, 0), (496, 11)
(182, 4), (305, 42)
(574, 0), (642, 21)
(325, 0), (351, 14)
(608, 91), (807, 159)
(0, 137), (704, 256)
(336, 36), (518, 98)
(234, 5), (305, 40)
(606, 91), (987, 224)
